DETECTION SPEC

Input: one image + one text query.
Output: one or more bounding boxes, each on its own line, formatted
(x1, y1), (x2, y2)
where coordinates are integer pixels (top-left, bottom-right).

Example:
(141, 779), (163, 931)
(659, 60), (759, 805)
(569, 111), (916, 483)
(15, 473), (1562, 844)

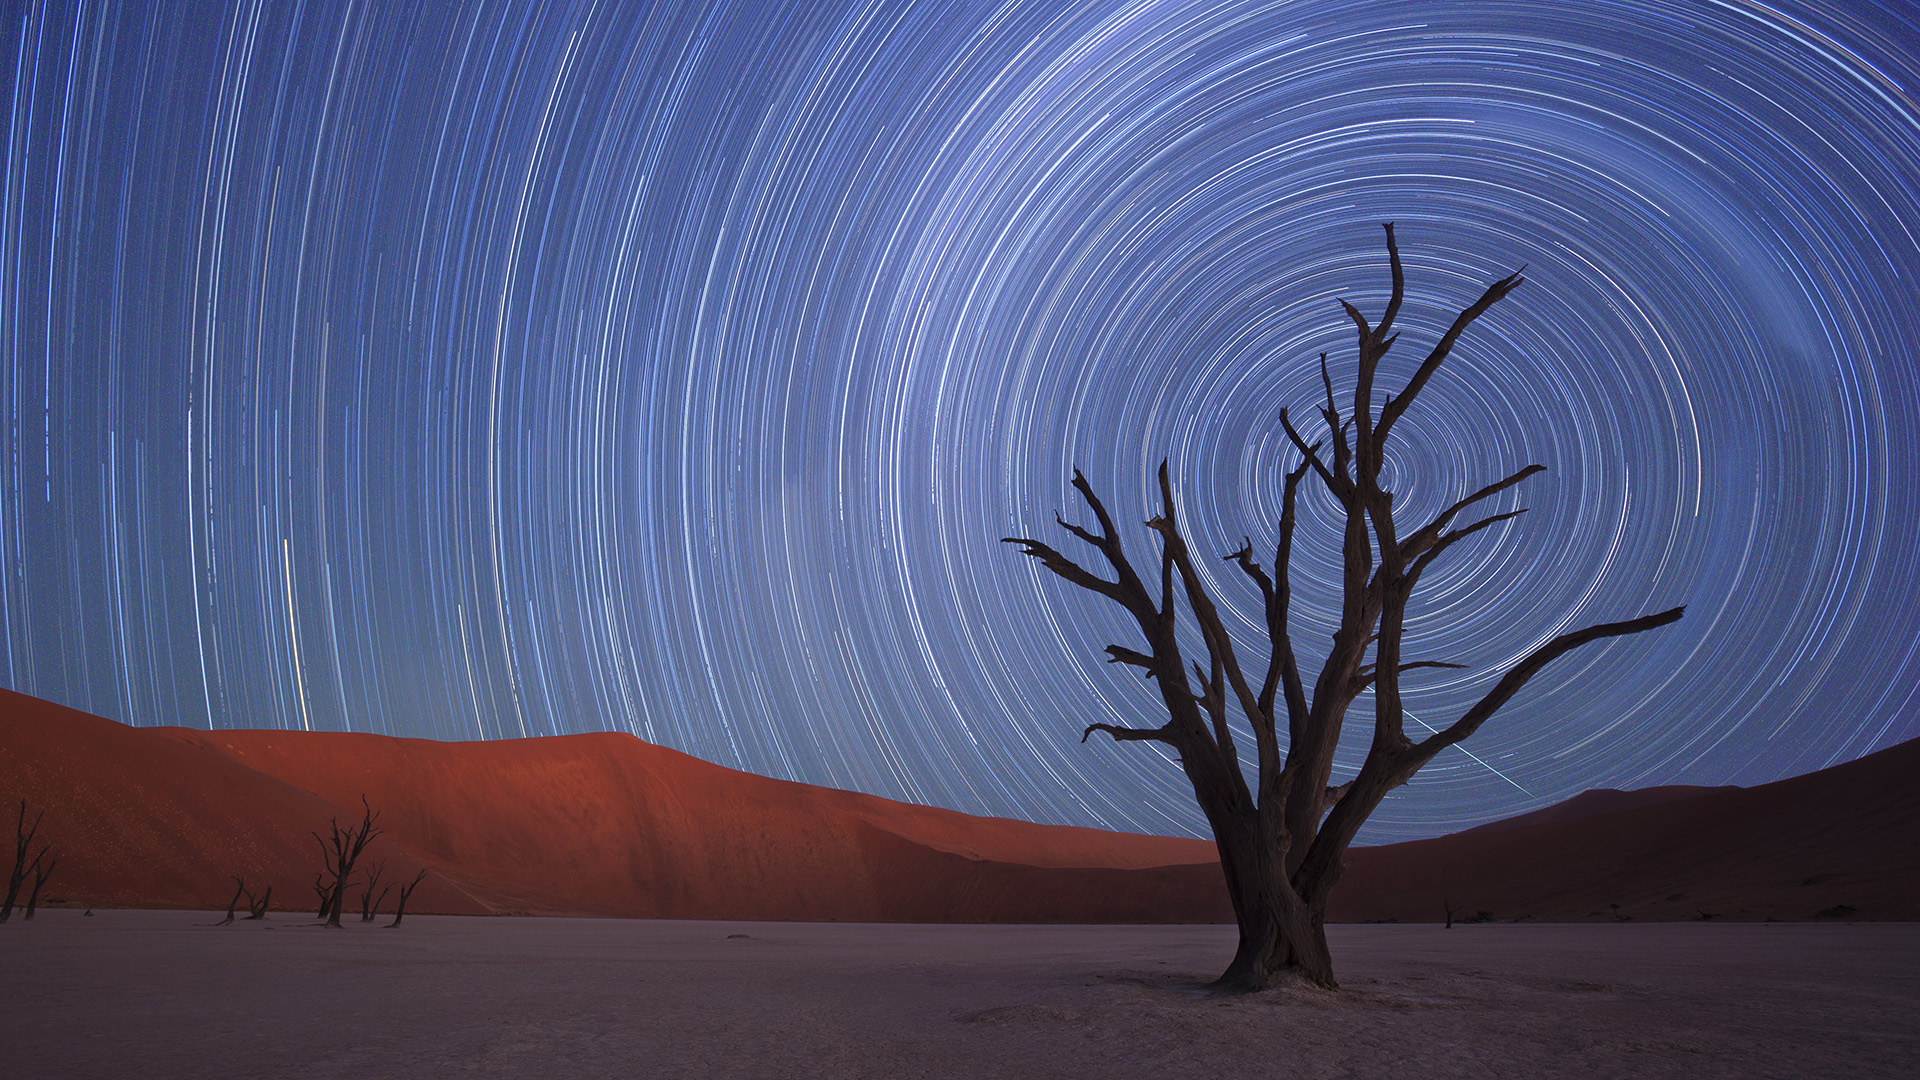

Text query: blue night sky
(3, 0), (1918, 843)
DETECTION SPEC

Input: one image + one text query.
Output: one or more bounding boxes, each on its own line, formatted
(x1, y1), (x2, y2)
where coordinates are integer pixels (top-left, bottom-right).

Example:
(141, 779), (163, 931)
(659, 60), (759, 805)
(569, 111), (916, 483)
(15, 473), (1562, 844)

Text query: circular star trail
(3, 0), (1918, 842)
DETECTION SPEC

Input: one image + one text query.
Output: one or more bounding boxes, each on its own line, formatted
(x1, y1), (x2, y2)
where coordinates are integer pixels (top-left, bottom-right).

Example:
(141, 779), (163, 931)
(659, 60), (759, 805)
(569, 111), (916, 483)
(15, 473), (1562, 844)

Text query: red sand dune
(0, 688), (1225, 921)
(2, 686), (1914, 923)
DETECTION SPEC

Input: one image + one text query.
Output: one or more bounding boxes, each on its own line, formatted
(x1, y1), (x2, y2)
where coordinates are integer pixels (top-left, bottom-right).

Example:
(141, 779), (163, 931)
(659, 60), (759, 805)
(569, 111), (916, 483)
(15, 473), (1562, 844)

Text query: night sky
(4, 0), (1918, 843)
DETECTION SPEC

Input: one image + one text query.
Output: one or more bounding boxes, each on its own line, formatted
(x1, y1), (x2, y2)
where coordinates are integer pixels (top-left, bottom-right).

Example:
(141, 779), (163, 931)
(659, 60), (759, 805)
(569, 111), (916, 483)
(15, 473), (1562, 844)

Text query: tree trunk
(1208, 820), (1337, 991)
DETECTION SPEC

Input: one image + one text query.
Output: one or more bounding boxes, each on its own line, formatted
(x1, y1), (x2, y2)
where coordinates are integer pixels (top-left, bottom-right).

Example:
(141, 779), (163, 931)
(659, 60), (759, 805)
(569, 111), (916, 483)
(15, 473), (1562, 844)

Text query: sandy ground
(2, 913), (1914, 1079)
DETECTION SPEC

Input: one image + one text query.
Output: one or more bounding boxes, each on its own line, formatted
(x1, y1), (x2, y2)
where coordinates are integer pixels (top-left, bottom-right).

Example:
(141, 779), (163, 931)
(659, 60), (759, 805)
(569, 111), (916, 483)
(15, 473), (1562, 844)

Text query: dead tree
(2, 798), (51, 922)
(22, 849), (54, 920)
(312, 872), (332, 917)
(220, 877), (248, 925)
(1004, 226), (1683, 992)
(358, 860), (392, 922)
(221, 877), (272, 923)
(313, 796), (382, 928)
(385, 869), (428, 928)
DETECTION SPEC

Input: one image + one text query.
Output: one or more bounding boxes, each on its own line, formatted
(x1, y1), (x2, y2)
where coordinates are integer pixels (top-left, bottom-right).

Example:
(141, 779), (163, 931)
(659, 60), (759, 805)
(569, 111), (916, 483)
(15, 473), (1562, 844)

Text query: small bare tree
(2, 799), (52, 922)
(219, 877), (248, 926)
(358, 860), (392, 922)
(220, 876), (272, 924)
(385, 869), (428, 928)
(1005, 226), (1683, 991)
(313, 796), (382, 928)
(22, 847), (55, 920)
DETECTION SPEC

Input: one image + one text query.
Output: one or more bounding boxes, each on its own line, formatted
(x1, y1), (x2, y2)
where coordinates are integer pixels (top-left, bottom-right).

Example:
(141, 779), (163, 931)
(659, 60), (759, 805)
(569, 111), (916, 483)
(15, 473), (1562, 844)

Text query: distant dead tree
(1005, 226), (1683, 991)
(312, 872), (332, 918)
(2, 798), (53, 922)
(22, 845), (55, 920)
(221, 876), (272, 924)
(358, 860), (392, 922)
(385, 869), (428, 928)
(313, 796), (382, 928)
(220, 877), (248, 926)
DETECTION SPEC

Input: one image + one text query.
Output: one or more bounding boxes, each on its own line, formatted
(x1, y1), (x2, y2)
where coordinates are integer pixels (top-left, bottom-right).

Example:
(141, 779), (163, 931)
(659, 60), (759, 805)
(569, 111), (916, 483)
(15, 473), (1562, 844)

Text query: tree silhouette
(2, 799), (52, 922)
(219, 877), (247, 926)
(358, 860), (392, 922)
(220, 876), (272, 924)
(21, 845), (55, 920)
(245, 881), (272, 920)
(385, 869), (428, 928)
(1004, 226), (1683, 992)
(313, 796), (382, 928)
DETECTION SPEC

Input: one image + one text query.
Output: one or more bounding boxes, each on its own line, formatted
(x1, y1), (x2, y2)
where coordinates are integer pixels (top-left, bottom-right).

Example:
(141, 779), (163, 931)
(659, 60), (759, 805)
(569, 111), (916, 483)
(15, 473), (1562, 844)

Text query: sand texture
(2, 913), (1914, 1079)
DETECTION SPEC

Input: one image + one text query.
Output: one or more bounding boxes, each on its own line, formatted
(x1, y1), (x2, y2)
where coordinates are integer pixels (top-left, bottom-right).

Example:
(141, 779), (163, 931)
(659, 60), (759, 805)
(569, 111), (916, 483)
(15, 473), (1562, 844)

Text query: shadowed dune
(1334, 736), (1920, 923)
(1451, 784), (1740, 835)
(2, 687), (1914, 922)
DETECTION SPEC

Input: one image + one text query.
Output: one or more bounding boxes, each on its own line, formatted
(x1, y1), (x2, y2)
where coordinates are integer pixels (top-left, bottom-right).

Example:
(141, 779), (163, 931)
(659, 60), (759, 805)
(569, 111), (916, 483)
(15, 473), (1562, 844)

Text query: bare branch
(1001, 537), (1125, 602)
(1271, 460), (1313, 731)
(1054, 514), (1105, 549)
(1356, 660), (1469, 691)
(1359, 659), (1470, 677)
(1414, 606), (1687, 761)
(1403, 464), (1545, 560)
(1376, 269), (1526, 449)
(1279, 408), (1338, 492)
(1376, 223), (1405, 338)
(1339, 298), (1372, 345)
(1081, 722), (1175, 745)
(1149, 463), (1264, 754)
(1104, 645), (1155, 677)
(1410, 509), (1528, 580)
(1224, 539), (1274, 598)
(1068, 468), (1164, 622)
(1069, 468), (1124, 543)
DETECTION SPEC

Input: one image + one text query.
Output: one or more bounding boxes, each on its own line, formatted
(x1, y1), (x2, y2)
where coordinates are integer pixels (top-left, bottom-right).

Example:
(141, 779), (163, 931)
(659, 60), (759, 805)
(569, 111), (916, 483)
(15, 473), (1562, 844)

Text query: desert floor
(2, 912), (1914, 1079)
